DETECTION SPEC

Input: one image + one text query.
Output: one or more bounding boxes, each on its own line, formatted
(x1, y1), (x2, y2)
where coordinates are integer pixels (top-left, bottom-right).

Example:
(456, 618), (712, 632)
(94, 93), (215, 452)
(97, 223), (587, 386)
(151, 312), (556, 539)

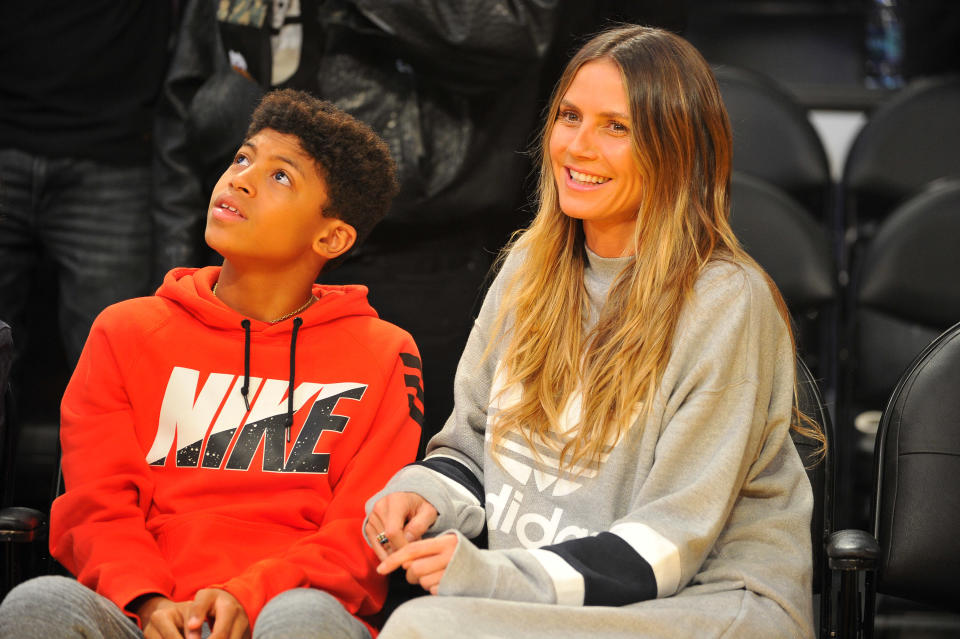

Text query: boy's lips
(211, 195), (246, 220)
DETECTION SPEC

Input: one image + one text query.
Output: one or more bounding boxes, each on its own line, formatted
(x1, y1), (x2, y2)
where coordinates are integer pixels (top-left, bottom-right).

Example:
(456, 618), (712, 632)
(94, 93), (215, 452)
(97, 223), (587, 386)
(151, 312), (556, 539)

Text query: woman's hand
(185, 588), (250, 639)
(375, 534), (459, 595)
(364, 492), (438, 560)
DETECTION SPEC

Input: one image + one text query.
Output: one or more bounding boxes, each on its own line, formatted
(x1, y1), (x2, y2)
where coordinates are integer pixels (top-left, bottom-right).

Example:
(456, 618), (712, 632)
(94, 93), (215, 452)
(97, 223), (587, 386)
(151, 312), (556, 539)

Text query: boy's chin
(204, 225), (227, 254)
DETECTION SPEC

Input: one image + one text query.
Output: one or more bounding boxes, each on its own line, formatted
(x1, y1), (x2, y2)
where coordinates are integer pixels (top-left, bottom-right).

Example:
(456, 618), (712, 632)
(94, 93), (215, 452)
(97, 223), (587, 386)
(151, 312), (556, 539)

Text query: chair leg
(819, 567), (833, 639)
(837, 569), (860, 638)
(863, 571), (876, 639)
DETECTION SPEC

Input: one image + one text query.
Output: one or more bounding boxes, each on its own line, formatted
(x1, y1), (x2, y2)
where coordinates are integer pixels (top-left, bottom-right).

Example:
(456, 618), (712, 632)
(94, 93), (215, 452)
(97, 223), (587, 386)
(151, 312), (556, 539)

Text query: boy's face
(205, 128), (340, 264)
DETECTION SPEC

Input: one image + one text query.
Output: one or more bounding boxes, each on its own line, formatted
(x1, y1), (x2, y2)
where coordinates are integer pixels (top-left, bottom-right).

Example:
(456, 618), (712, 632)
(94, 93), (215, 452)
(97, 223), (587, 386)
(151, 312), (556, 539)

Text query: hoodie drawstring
(286, 318), (303, 442)
(240, 319), (251, 411)
(238, 317), (302, 442)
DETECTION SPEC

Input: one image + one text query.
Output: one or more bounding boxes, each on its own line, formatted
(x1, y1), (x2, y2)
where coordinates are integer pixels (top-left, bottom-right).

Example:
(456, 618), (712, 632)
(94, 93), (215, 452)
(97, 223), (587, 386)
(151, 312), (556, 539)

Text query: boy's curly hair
(246, 89), (398, 269)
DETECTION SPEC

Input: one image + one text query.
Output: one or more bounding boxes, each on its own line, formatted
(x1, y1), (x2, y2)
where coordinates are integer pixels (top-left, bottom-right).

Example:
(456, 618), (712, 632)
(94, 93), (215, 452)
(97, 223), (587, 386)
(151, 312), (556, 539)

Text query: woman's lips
(564, 167), (611, 190)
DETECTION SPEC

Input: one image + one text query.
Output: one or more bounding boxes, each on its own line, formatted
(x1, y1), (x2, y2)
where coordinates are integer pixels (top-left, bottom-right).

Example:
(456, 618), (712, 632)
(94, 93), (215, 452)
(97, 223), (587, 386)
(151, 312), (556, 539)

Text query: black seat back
(872, 321), (960, 611)
(715, 64), (832, 221)
(849, 179), (960, 425)
(843, 75), (960, 238)
(731, 172), (837, 382)
(731, 173), (836, 312)
(793, 357), (835, 639)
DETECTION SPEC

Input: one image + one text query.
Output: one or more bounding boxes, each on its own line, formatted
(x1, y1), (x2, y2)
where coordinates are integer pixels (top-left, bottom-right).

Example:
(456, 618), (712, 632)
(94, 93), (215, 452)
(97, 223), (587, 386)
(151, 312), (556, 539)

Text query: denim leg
(0, 149), (42, 357)
(38, 156), (152, 365)
(0, 149), (152, 366)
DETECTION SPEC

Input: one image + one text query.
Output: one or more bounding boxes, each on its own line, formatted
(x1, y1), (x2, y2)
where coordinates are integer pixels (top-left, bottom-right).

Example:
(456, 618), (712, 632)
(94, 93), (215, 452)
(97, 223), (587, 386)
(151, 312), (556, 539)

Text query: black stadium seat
(840, 178), (960, 528)
(842, 75), (960, 244)
(828, 320), (960, 638)
(730, 172), (837, 385)
(716, 64), (832, 222)
(794, 356), (836, 639)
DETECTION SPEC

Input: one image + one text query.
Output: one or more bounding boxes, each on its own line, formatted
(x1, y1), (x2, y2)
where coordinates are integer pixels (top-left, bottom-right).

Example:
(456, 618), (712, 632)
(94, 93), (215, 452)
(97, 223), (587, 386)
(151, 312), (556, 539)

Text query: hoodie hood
(157, 266), (379, 439)
(157, 266), (377, 332)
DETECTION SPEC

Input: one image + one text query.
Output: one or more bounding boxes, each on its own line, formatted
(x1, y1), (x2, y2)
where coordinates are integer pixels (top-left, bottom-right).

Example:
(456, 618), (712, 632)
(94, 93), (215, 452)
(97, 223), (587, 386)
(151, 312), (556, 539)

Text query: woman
(364, 25), (821, 638)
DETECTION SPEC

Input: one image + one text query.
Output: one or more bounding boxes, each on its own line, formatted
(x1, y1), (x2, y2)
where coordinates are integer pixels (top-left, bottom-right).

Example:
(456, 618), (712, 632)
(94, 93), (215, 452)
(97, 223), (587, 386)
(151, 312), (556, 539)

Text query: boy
(0, 90), (422, 639)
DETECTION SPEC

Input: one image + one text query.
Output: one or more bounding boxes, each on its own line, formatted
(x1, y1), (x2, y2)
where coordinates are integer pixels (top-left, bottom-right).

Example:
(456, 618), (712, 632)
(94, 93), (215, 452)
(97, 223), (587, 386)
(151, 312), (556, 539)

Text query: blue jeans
(0, 147), (152, 365)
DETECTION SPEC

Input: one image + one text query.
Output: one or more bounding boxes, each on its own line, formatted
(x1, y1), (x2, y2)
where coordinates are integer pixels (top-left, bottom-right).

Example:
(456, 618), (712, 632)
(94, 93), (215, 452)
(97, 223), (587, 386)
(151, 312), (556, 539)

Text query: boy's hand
(364, 492), (438, 560)
(375, 533), (458, 595)
(185, 588), (250, 639)
(136, 595), (191, 639)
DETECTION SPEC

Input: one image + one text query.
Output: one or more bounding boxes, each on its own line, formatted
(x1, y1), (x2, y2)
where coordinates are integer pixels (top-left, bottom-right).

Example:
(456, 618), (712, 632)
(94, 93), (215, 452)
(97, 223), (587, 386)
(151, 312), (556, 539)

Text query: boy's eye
(234, 153), (250, 166)
(274, 170), (291, 186)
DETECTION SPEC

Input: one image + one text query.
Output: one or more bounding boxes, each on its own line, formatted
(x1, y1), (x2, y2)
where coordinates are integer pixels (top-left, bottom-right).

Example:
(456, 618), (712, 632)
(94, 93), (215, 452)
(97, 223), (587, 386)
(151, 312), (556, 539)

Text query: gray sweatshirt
(368, 246), (814, 638)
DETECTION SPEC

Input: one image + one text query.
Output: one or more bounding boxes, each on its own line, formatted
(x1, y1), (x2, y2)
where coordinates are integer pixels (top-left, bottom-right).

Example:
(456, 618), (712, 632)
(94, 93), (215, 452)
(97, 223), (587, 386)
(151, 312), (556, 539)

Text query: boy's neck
(213, 259), (322, 323)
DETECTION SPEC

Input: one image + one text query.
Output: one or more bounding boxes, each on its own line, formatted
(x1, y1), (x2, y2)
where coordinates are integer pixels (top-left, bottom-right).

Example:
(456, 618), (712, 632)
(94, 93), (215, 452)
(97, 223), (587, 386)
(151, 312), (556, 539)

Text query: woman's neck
(582, 219), (636, 257)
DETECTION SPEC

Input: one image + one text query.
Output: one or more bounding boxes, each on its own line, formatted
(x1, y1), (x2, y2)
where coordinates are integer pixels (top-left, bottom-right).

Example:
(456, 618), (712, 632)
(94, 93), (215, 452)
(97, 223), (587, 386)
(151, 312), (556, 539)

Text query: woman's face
(549, 59), (644, 257)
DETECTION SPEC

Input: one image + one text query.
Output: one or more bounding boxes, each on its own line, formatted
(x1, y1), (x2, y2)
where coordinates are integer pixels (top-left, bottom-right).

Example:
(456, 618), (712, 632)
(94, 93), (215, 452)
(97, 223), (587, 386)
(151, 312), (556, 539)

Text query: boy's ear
(313, 219), (357, 261)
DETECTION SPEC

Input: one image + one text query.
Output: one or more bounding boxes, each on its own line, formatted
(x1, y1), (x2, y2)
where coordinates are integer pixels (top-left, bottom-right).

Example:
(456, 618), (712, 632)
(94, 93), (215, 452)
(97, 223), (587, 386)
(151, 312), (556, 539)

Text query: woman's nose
(567, 125), (598, 159)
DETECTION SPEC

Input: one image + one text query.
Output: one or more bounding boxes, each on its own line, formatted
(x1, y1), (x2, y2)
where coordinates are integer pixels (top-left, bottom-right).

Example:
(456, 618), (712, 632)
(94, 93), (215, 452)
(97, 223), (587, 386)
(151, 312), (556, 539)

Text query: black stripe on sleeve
(416, 457), (484, 505)
(545, 532), (657, 606)
(399, 353), (425, 427)
(404, 374), (424, 403)
(399, 352), (422, 370)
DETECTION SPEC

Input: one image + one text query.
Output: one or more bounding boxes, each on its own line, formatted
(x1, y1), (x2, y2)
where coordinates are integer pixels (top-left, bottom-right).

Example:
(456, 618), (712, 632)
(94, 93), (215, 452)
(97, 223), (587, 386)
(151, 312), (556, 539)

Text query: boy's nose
(230, 168), (255, 195)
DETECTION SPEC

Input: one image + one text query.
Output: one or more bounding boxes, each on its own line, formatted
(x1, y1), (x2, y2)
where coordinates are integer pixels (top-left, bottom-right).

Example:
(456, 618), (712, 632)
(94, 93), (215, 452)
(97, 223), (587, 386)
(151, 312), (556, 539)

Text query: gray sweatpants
(379, 588), (808, 638)
(0, 576), (371, 639)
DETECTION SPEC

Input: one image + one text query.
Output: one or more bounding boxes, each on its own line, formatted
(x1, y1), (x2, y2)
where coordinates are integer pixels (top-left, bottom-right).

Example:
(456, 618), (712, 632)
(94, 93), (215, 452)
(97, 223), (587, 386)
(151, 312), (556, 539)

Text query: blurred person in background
(0, 1), (174, 368)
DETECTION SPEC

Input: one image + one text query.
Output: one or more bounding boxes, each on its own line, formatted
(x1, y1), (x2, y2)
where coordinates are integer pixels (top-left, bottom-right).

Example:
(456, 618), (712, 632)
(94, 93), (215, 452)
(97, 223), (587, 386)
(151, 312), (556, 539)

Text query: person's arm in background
(346, 0), (558, 91)
(152, 0), (262, 284)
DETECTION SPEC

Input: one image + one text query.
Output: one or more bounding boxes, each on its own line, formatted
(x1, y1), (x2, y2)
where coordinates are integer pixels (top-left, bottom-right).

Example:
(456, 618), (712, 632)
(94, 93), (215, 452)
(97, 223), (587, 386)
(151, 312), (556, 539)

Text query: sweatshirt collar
(584, 245), (633, 284)
(156, 266), (377, 332)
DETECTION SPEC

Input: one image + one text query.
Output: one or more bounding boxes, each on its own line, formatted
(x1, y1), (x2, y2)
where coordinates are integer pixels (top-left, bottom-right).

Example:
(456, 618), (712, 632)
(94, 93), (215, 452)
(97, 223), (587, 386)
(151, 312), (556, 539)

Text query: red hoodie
(50, 266), (422, 635)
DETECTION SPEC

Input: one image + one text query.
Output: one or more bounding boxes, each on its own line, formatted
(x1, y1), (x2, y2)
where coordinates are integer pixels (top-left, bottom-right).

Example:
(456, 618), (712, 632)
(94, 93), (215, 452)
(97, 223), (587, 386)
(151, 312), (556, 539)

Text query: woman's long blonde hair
(489, 25), (824, 474)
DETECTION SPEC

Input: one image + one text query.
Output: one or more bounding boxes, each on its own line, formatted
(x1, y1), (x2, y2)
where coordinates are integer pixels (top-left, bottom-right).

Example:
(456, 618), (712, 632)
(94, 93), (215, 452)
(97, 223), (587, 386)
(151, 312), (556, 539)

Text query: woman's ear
(314, 219), (357, 261)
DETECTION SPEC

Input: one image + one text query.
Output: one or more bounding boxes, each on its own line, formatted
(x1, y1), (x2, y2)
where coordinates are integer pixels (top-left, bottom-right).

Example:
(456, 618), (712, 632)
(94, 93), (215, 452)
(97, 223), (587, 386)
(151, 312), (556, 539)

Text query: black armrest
(827, 528), (880, 571)
(0, 507), (47, 543)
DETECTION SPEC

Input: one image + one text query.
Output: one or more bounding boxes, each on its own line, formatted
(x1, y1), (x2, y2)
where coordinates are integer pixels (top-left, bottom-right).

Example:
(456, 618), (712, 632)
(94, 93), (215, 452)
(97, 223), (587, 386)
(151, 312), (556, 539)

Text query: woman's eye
(558, 110), (579, 124)
(609, 121), (628, 134)
(274, 170), (291, 186)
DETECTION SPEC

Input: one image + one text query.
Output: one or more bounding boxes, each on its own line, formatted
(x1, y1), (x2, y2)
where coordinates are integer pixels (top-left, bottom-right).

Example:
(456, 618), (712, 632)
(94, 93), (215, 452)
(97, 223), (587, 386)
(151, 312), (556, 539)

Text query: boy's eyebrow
(559, 99), (630, 121)
(241, 139), (307, 177)
(273, 154), (306, 177)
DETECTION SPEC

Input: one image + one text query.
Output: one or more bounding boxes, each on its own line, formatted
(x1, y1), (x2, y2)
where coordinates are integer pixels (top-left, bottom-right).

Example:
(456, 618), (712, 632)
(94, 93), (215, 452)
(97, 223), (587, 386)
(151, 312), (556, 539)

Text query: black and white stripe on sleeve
(416, 456), (484, 505)
(529, 522), (681, 606)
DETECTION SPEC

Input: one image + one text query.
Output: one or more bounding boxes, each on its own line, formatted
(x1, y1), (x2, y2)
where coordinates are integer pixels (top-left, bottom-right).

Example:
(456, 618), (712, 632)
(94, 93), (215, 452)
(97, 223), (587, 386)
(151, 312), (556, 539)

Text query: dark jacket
(152, 0), (560, 281)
